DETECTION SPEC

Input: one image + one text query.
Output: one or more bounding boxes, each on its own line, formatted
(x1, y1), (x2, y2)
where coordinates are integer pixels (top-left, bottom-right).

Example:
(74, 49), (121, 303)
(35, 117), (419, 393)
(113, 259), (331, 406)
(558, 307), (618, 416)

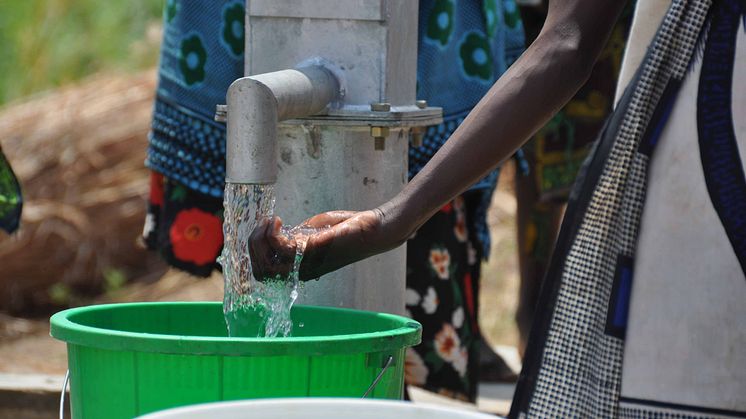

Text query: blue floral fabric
(413, 0), (525, 257)
(146, 0), (244, 198)
(145, 0), (524, 263)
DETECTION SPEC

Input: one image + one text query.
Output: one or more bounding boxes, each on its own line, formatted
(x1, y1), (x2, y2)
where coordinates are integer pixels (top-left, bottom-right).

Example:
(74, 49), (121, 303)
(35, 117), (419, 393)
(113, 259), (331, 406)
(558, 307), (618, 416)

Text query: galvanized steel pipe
(226, 65), (339, 184)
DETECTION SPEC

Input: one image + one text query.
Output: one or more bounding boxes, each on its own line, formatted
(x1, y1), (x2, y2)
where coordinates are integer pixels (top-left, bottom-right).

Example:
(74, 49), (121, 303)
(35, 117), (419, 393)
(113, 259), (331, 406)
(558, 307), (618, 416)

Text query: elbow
(574, 45), (596, 83)
(538, 0), (629, 89)
(561, 35), (596, 87)
(573, 43), (599, 86)
(538, 23), (599, 89)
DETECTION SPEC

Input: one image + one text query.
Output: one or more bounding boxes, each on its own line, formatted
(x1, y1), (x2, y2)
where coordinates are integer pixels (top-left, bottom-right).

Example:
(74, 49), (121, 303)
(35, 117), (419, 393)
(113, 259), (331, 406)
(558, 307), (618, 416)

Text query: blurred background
(0, 0), (519, 377)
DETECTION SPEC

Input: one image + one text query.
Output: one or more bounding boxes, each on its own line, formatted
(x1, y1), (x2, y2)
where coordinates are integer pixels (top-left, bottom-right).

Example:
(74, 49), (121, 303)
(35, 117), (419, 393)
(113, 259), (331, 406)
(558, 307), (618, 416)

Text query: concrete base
(0, 374), (69, 419)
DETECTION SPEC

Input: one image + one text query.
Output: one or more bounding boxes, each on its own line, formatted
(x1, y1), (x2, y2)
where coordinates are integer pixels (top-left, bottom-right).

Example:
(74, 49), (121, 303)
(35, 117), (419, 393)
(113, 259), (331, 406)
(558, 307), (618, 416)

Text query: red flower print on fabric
(433, 323), (468, 378)
(169, 208), (223, 265)
(463, 272), (476, 326)
(435, 323), (461, 362)
(149, 172), (165, 207)
(429, 248), (451, 279)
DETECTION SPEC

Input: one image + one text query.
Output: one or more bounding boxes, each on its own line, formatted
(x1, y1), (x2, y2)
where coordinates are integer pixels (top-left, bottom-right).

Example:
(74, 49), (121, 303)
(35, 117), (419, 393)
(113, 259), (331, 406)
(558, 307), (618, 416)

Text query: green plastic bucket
(50, 302), (421, 419)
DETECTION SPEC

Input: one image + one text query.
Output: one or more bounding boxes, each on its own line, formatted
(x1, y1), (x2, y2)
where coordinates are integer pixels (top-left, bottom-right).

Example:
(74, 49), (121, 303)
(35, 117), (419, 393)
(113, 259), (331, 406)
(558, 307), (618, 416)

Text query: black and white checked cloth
(509, 1), (714, 417)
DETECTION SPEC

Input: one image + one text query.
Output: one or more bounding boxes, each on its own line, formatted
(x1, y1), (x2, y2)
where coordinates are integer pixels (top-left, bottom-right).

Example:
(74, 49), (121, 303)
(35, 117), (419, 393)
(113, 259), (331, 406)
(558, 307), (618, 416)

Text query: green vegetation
(0, 0), (163, 105)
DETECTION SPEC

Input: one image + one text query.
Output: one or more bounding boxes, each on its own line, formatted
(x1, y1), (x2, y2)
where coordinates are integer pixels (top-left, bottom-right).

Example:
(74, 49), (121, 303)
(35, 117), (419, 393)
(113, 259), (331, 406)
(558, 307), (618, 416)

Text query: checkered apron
(509, 1), (714, 417)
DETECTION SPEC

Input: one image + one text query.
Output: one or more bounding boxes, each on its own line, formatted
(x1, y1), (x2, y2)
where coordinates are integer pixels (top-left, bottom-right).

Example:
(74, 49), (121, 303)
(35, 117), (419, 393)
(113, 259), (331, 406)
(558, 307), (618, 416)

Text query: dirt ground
(480, 162), (521, 350)
(0, 270), (223, 374)
(0, 163), (521, 375)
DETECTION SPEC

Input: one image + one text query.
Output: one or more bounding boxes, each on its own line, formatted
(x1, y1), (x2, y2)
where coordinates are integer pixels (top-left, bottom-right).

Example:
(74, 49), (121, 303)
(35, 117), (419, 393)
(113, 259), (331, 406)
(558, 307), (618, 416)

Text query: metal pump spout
(225, 65), (339, 184)
(217, 0), (442, 314)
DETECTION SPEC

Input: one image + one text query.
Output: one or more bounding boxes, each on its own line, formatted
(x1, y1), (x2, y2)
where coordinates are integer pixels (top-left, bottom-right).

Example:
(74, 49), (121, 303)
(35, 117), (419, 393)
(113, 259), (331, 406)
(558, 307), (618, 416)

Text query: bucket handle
(59, 369), (69, 419)
(362, 355), (393, 398)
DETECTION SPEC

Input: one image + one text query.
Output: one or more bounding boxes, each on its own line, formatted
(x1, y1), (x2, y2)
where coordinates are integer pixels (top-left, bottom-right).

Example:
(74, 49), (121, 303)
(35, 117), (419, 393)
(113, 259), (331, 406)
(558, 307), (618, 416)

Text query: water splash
(219, 183), (274, 336)
(219, 183), (275, 317)
(219, 183), (318, 338)
(254, 225), (317, 338)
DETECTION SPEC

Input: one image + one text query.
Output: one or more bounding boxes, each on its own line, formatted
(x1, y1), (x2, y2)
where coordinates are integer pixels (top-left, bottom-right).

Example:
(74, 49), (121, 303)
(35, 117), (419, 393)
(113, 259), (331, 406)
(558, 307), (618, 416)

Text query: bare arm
(380, 0), (628, 242)
(252, 0), (628, 280)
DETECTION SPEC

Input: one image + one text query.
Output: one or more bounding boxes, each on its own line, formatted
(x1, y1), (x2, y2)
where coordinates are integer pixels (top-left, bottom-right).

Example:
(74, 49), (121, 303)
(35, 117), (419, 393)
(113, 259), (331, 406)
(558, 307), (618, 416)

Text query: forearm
(380, 0), (627, 241)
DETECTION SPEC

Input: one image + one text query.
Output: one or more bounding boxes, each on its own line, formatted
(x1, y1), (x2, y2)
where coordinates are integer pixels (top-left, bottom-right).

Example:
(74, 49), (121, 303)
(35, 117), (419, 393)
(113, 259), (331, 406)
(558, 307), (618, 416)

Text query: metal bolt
(370, 102), (391, 112)
(370, 126), (390, 137)
(370, 126), (390, 151)
(415, 100), (428, 109)
(410, 126), (425, 147)
(215, 104), (227, 122)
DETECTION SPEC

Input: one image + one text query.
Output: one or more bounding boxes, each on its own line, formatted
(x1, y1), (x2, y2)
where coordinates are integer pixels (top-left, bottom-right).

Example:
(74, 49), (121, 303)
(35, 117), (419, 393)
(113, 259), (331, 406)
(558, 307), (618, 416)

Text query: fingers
(267, 217), (291, 250)
(248, 217), (272, 281)
(249, 210), (376, 282)
(302, 211), (358, 228)
(266, 216), (296, 266)
(248, 216), (296, 281)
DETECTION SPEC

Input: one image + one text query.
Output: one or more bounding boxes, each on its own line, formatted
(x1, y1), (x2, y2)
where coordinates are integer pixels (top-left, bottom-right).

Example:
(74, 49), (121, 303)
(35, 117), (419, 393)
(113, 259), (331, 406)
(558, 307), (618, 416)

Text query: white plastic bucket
(137, 398), (500, 419)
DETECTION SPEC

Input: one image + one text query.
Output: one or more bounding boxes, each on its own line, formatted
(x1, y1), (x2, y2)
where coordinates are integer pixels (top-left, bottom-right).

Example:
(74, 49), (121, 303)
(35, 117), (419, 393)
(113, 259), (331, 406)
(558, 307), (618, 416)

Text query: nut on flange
(370, 102), (391, 112)
(215, 104), (227, 122)
(371, 126), (390, 150)
(410, 126), (425, 147)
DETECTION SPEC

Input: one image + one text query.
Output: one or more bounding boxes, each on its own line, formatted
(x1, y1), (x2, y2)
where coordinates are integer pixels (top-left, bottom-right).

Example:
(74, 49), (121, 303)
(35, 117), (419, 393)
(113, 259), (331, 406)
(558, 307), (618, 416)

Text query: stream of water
(219, 183), (316, 338)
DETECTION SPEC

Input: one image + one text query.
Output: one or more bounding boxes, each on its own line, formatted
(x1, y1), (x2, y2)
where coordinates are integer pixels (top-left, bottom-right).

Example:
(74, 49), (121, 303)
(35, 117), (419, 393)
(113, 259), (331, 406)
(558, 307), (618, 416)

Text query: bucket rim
(136, 398), (497, 418)
(50, 302), (422, 356)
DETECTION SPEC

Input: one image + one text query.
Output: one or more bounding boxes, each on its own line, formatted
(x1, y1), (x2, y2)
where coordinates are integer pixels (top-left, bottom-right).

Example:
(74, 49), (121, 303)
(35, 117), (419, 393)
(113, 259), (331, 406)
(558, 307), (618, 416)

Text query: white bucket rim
(137, 398), (501, 419)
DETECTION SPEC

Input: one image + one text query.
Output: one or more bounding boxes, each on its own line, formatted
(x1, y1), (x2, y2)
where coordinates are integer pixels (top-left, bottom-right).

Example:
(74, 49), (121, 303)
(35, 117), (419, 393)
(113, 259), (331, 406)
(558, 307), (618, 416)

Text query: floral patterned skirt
(404, 191), (484, 402)
(144, 171), (486, 402)
(142, 172), (224, 277)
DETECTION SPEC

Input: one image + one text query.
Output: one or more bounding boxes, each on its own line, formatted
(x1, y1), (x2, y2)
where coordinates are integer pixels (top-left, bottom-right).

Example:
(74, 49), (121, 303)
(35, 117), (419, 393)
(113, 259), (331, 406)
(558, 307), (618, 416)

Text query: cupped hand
(248, 216), (298, 281)
(248, 208), (404, 282)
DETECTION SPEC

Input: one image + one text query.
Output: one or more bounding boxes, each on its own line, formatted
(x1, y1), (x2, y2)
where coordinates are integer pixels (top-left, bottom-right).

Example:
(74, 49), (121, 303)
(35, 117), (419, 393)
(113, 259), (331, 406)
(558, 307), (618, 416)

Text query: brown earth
(0, 70), (165, 314)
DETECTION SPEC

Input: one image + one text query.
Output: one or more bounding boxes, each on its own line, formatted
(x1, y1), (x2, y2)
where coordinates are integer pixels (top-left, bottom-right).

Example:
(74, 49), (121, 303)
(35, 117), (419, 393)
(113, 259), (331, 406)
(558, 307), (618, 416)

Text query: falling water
(219, 183), (317, 338)
(254, 225), (316, 337)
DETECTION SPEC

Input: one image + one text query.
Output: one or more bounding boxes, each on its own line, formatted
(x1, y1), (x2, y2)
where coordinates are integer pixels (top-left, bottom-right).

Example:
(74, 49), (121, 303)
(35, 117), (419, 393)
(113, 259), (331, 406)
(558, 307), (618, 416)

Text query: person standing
(252, 0), (745, 416)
